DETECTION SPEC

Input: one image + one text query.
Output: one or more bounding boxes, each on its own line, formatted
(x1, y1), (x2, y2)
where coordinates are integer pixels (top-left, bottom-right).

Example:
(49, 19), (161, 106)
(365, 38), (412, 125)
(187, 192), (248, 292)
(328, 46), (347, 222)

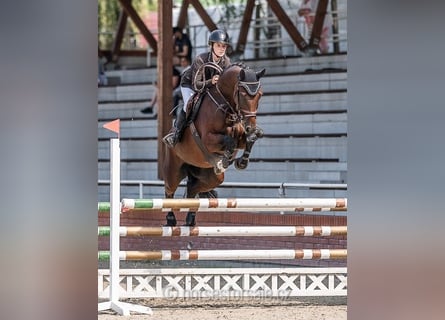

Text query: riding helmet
(208, 29), (230, 46)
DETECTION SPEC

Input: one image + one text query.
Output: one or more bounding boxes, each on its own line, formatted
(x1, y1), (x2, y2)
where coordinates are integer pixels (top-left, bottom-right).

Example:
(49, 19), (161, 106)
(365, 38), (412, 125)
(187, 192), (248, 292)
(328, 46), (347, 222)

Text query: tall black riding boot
(163, 107), (187, 148)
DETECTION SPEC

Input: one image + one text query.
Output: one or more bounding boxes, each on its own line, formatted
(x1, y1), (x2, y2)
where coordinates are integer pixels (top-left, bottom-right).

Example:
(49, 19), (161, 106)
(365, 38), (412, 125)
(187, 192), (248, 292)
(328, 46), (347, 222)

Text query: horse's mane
(227, 61), (249, 71)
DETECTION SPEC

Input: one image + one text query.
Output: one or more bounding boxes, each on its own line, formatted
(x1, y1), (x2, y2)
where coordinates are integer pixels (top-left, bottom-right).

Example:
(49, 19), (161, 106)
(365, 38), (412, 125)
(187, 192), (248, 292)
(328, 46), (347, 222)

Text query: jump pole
(98, 249), (348, 261)
(121, 198), (347, 212)
(98, 225), (347, 237)
(97, 135), (152, 316)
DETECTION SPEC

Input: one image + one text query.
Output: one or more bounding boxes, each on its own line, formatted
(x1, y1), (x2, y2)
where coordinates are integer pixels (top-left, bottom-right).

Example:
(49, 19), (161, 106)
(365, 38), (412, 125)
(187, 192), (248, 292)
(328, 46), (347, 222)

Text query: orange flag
(103, 119), (120, 138)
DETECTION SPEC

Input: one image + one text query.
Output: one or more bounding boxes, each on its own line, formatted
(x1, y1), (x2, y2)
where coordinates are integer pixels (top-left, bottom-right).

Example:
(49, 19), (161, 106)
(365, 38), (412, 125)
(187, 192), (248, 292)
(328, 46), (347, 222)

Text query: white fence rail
(98, 267), (347, 298)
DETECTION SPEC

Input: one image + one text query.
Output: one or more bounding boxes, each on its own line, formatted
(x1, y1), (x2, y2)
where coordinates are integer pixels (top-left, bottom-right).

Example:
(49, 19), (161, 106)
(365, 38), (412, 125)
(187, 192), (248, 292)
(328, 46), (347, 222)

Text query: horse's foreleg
(221, 135), (236, 168)
(235, 126), (263, 170)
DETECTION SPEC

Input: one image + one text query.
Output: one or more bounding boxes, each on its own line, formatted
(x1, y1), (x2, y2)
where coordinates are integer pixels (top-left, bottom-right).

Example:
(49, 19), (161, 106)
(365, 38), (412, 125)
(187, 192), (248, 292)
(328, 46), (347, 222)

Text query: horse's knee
(223, 135), (236, 151)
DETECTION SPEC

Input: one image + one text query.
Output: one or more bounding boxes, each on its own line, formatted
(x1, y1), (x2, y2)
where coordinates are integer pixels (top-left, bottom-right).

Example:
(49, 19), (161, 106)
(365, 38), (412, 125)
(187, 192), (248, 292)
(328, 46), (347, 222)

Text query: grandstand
(98, 53), (347, 201)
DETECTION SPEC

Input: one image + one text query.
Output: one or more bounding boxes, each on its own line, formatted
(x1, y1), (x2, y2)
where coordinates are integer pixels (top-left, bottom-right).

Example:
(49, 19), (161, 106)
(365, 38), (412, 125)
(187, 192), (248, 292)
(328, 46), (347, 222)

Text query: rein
(210, 75), (261, 124)
(193, 62), (224, 92)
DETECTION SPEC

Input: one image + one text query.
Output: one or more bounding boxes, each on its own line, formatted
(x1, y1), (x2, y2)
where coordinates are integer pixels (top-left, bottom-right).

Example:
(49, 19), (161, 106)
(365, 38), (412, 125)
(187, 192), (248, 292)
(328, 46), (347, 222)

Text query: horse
(162, 62), (266, 226)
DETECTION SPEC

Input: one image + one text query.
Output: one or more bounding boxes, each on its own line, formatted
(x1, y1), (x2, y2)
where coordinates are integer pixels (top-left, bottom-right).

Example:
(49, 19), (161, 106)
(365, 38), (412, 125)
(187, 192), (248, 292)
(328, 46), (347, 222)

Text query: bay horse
(162, 62), (266, 226)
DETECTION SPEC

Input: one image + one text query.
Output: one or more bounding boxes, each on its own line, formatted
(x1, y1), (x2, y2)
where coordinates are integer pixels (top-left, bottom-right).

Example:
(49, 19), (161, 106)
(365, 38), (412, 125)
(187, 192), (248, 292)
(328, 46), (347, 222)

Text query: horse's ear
(239, 69), (246, 81)
(256, 68), (266, 79)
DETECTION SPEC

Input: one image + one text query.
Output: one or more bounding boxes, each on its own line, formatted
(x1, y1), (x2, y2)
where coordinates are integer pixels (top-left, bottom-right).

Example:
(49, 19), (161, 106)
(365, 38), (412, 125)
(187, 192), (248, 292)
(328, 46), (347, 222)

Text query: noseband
(235, 78), (261, 120)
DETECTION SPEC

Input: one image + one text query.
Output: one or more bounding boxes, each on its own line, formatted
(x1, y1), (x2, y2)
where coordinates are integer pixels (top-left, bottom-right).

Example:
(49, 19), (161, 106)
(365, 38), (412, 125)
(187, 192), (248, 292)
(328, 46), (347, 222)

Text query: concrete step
(98, 84), (155, 102)
(98, 183), (347, 202)
(259, 91), (347, 114)
(97, 136), (347, 162)
(98, 91), (347, 122)
(98, 160), (346, 182)
(98, 71), (346, 103)
(246, 54), (347, 75)
(261, 72), (347, 94)
(102, 55), (347, 86)
(259, 113), (347, 136)
(97, 112), (347, 140)
(104, 67), (157, 85)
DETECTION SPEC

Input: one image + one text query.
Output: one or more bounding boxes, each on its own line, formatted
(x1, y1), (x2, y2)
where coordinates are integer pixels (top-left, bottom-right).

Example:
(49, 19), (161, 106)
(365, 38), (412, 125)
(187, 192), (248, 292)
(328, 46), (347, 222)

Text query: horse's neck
(209, 85), (236, 113)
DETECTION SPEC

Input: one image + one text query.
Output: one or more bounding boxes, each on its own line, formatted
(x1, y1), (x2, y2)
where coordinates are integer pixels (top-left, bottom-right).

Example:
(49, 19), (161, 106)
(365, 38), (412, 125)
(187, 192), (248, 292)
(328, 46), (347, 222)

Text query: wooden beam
(266, 0), (308, 52)
(330, 0), (340, 53)
(235, 0), (255, 54)
(111, 9), (128, 63)
(157, 0), (174, 180)
(176, 0), (190, 29)
(309, 0), (328, 49)
(118, 0), (158, 54)
(189, 0), (218, 31)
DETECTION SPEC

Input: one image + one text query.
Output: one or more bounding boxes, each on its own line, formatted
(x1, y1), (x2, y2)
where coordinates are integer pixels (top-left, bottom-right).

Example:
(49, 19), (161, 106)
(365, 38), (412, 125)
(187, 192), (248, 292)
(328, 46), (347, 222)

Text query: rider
(163, 29), (231, 148)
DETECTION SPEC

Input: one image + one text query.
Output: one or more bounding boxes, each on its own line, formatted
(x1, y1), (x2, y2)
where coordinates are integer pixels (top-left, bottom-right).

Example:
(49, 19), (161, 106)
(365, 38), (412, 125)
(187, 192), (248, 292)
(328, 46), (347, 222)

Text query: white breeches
(181, 86), (195, 112)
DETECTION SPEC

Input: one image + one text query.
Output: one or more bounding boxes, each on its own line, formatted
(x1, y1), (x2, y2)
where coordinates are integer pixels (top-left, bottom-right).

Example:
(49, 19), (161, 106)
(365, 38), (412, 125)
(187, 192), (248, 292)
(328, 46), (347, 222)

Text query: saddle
(186, 92), (205, 124)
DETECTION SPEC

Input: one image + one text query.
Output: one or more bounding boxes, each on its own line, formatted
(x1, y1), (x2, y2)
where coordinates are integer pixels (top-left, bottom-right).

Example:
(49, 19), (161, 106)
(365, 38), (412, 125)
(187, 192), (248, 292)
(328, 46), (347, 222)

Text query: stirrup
(163, 132), (177, 148)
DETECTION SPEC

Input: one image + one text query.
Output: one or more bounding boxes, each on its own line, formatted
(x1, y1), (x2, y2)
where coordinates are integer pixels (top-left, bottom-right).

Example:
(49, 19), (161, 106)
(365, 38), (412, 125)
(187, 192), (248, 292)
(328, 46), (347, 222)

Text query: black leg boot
(184, 212), (196, 226)
(165, 212), (177, 226)
(163, 107), (187, 148)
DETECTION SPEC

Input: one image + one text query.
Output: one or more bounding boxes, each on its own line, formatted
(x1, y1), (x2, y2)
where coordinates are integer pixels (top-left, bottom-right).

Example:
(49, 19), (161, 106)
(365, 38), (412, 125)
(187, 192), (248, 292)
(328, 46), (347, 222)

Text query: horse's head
(217, 64), (266, 138)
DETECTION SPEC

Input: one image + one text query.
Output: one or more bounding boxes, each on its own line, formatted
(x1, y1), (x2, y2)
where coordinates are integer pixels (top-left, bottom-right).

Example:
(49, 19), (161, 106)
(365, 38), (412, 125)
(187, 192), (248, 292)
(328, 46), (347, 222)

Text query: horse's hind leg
(163, 149), (187, 226)
(183, 175), (198, 227)
(165, 210), (177, 226)
(184, 169), (224, 226)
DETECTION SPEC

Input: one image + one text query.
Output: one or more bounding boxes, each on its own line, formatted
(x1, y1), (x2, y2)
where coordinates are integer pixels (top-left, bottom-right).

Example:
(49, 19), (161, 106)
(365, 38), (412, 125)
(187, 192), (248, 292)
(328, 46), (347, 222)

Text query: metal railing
(98, 3), (348, 59)
(98, 179), (347, 199)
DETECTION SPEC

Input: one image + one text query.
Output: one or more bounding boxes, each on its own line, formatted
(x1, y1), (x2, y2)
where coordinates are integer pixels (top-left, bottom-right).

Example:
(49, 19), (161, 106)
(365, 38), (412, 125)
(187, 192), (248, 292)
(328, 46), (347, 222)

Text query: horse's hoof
(235, 159), (249, 170)
(185, 212), (196, 226)
(165, 212), (177, 226)
(256, 127), (264, 138)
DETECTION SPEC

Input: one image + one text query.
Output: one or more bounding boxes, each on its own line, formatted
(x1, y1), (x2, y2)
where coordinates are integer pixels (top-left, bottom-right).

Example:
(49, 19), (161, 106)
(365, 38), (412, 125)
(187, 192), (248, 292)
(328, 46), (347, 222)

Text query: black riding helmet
(208, 29), (230, 46)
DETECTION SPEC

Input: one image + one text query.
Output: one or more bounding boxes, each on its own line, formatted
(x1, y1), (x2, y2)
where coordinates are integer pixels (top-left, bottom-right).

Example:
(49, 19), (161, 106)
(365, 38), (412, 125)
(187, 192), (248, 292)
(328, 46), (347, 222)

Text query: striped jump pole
(98, 249), (347, 261)
(98, 202), (110, 212)
(121, 198), (347, 212)
(98, 225), (347, 237)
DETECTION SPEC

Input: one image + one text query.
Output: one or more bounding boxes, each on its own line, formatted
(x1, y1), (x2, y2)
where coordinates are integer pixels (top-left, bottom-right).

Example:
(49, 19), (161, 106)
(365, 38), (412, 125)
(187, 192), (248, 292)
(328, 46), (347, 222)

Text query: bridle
(205, 64), (262, 126)
(234, 78), (262, 121)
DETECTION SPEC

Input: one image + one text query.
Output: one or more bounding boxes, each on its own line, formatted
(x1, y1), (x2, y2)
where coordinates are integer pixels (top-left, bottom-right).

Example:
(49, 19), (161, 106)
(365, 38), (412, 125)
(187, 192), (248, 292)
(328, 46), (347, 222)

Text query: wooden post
(266, 0), (308, 52)
(331, 0), (340, 53)
(189, 0), (218, 31)
(118, 0), (158, 54)
(157, 0), (173, 180)
(176, 0), (190, 29)
(111, 9), (128, 63)
(309, 0), (329, 50)
(235, 0), (255, 55)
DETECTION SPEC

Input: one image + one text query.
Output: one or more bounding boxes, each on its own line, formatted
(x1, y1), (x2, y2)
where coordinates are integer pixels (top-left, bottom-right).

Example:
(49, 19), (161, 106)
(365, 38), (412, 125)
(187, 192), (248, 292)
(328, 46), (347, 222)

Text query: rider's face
(212, 42), (228, 57)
